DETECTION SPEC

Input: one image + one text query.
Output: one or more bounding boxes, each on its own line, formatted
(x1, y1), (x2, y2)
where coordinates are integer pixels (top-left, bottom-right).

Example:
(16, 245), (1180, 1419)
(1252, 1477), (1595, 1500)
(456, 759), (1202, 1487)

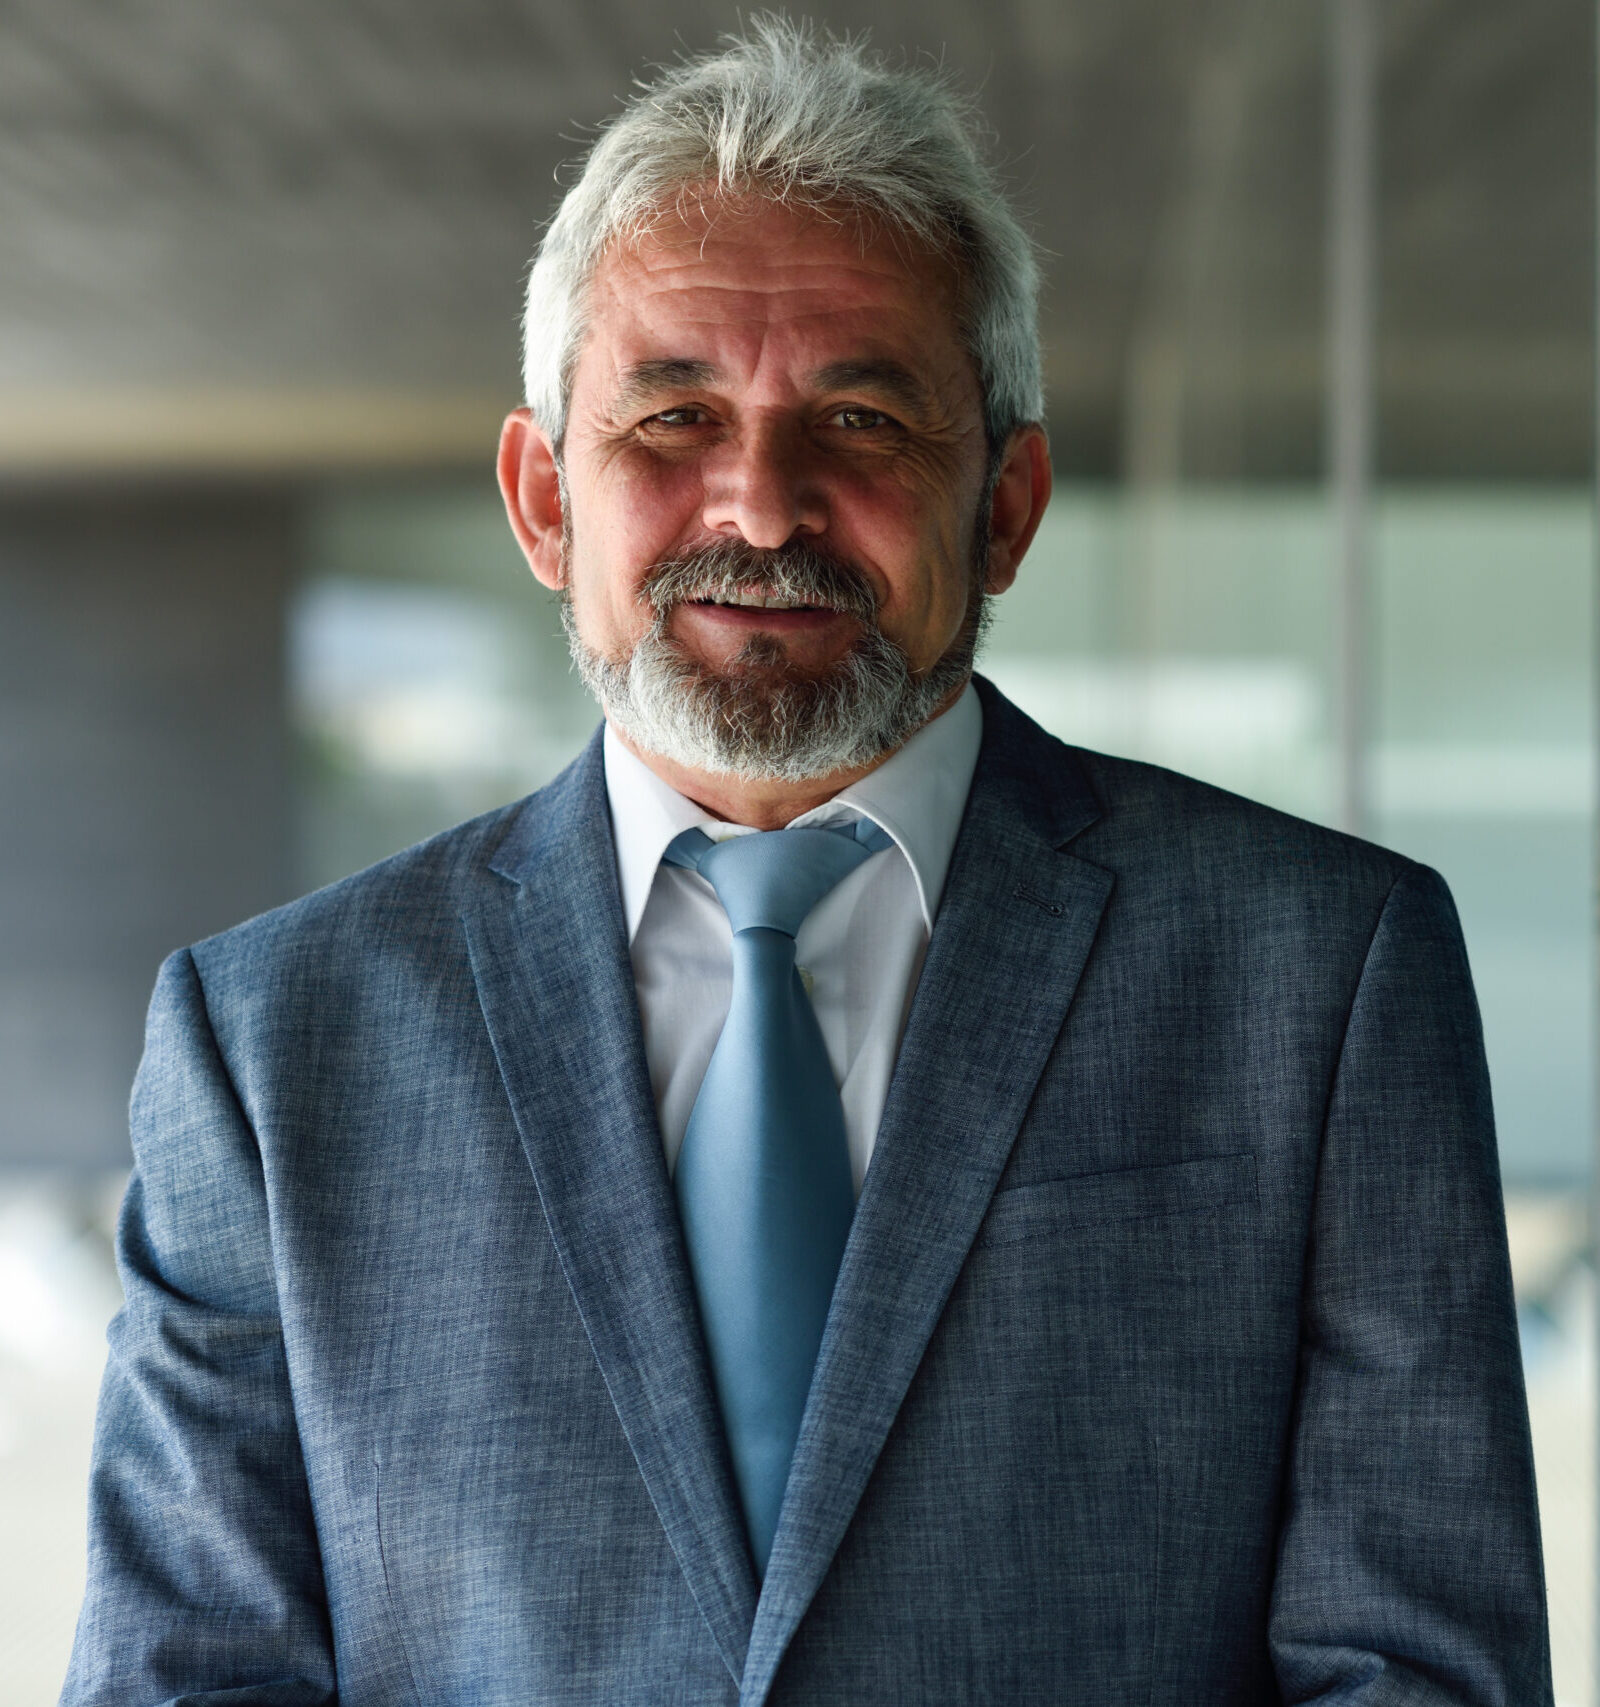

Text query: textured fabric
(665, 821), (892, 1576)
(62, 678), (1552, 1707)
(606, 682), (981, 1186)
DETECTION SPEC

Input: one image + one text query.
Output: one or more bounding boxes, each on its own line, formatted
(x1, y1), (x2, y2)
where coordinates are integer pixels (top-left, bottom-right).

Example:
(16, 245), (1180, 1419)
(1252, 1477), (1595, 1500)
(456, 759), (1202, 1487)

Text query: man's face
(575, 203), (990, 642)
(499, 195), (1049, 791)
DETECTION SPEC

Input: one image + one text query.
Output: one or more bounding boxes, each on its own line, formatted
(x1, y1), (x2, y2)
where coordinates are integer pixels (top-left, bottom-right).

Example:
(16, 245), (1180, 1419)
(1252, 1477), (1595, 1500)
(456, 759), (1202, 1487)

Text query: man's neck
(606, 680), (967, 830)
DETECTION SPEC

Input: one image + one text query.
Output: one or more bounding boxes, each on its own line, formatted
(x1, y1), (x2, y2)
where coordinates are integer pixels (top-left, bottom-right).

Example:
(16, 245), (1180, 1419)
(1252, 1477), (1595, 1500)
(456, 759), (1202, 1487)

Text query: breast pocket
(976, 1152), (1259, 1249)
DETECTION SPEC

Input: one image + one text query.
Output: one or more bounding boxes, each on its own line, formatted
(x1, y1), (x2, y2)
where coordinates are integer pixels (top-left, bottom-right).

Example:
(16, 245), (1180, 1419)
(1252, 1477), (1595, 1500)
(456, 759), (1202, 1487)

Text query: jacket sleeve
(1267, 862), (1553, 1704)
(60, 947), (337, 1707)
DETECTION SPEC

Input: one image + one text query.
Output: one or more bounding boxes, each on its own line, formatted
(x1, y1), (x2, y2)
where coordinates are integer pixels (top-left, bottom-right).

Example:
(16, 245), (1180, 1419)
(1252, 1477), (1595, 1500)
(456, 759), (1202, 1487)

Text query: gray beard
(561, 536), (989, 784)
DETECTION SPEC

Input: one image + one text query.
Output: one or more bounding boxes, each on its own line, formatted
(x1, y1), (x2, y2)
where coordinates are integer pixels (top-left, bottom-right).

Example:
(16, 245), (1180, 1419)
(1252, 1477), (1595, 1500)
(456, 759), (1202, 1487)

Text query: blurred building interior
(0, 0), (1594, 1700)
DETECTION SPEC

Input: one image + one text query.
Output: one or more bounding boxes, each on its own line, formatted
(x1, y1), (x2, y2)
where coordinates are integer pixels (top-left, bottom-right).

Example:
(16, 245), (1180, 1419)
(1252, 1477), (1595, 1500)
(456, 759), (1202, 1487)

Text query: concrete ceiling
(0, 0), (1590, 479)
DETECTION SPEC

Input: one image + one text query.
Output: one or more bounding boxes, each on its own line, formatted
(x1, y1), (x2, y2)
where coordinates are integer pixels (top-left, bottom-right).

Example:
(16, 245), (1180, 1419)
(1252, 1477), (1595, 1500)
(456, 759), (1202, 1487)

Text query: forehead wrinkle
(581, 207), (980, 423)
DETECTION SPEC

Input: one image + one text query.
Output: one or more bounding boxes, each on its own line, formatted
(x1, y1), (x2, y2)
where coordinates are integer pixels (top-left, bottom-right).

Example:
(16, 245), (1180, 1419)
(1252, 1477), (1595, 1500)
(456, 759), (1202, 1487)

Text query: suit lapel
(741, 686), (1114, 1704)
(461, 734), (758, 1685)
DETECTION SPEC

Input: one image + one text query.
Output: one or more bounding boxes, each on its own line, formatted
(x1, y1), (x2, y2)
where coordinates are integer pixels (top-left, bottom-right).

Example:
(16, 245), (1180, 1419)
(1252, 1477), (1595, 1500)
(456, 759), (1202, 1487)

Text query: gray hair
(520, 15), (1044, 454)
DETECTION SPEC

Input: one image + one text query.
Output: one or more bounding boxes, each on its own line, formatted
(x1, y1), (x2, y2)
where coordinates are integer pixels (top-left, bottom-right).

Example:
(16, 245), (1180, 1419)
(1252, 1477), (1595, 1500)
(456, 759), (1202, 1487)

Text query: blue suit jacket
(64, 680), (1551, 1705)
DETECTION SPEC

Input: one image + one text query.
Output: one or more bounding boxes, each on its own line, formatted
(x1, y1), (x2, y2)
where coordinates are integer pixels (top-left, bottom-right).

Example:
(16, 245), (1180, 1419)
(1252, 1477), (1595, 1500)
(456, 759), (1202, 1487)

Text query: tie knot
(665, 819), (890, 937)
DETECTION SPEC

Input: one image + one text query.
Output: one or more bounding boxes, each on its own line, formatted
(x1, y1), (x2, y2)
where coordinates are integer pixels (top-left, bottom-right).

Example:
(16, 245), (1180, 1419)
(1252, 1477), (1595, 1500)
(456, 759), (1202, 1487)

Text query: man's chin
(666, 654), (860, 725)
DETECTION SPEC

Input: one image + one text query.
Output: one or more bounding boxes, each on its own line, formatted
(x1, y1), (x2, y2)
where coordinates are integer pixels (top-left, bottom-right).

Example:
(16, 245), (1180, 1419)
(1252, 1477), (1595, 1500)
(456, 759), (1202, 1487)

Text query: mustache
(639, 538), (879, 624)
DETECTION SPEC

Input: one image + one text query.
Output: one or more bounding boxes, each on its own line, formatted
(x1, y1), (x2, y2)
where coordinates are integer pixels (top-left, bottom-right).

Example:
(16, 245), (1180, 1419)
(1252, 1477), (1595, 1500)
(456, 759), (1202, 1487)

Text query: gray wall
(0, 489), (293, 1169)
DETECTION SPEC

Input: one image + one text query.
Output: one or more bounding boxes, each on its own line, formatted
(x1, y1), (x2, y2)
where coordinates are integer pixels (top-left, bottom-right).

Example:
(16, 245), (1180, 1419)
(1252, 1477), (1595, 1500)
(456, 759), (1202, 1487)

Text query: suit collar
(965, 672), (1104, 851)
(469, 729), (758, 1684)
(741, 679), (1113, 1703)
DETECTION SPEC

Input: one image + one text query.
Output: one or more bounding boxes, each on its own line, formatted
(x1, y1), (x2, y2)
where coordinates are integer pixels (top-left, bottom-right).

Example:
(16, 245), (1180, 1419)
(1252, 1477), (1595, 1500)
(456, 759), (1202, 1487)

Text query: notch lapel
(461, 736), (757, 1685)
(741, 689), (1114, 1705)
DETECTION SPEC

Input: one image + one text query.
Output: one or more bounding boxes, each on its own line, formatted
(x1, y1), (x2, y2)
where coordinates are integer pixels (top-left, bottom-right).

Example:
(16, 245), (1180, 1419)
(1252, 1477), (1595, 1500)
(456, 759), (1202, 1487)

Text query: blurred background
(0, 0), (1593, 1699)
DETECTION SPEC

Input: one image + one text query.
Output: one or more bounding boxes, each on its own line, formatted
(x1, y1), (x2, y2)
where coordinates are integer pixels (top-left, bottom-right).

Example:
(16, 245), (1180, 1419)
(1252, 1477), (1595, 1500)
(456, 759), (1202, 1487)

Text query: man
(65, 20), (1550, 1706)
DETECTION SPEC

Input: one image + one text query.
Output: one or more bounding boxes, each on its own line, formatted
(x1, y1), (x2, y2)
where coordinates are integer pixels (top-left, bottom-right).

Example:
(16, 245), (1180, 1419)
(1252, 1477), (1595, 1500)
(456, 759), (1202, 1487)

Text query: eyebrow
(610, 358), (719, 416)
(810, 359), (935, 418)
(606, 354), (938, 420)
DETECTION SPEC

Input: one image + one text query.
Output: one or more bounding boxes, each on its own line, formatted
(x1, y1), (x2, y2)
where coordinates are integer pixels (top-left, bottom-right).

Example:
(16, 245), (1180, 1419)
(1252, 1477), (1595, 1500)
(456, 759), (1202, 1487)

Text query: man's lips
(676, 599), (852, 635)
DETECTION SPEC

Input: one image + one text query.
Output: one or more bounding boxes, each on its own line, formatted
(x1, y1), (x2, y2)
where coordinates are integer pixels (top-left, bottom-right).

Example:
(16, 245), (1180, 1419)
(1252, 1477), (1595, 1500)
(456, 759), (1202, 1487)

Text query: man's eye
(832, 406), (892, 431)
(647, 407), (708, 427)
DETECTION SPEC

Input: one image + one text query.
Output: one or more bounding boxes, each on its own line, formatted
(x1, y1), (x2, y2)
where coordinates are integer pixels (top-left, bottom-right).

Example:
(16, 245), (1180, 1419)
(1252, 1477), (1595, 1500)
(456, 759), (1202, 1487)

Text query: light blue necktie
(664, 817), (892, 1576)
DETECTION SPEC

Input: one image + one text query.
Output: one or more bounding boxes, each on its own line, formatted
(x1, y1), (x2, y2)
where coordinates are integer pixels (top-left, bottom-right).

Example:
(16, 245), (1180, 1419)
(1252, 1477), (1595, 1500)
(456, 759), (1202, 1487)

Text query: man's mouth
(691, 589), (833, 612)
(639, 539), (879, 630)
(670, 586), (857, 658)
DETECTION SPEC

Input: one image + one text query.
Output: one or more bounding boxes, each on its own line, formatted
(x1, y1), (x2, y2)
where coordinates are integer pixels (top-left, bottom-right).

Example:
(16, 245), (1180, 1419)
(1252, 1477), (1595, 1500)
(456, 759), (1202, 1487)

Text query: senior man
(65, 20), (1549, 1707)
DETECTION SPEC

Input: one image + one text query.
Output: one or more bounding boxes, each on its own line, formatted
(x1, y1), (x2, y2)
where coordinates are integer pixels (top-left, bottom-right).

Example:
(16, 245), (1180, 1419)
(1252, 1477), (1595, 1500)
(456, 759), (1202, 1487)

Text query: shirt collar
(603, 680), (982, 943)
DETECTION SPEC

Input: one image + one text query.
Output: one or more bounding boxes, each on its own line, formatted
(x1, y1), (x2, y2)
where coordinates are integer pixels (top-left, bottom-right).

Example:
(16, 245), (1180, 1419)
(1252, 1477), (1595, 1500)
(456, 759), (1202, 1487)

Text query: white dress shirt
(604, 683), (982, 1194)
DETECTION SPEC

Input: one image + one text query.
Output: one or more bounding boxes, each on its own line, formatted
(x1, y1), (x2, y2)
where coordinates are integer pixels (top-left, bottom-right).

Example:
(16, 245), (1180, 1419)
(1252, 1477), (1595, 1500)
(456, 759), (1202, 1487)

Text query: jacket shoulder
(190, 797), (519, 969)
(1075, 746), (1411, 886)
(185, 723), (604, 994)
(974, 679), (1419, 907)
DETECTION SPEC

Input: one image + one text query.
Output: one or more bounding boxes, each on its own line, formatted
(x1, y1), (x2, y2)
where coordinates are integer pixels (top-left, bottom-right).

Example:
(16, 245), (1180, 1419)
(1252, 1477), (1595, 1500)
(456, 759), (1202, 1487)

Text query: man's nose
(700, 421), (828, 549)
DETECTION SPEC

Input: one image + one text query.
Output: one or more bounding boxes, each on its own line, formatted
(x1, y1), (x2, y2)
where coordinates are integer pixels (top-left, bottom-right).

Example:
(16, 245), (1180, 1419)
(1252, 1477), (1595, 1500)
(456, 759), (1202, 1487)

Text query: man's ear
(497, 408), (566, 591)
(984, 424), (1053, 596)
